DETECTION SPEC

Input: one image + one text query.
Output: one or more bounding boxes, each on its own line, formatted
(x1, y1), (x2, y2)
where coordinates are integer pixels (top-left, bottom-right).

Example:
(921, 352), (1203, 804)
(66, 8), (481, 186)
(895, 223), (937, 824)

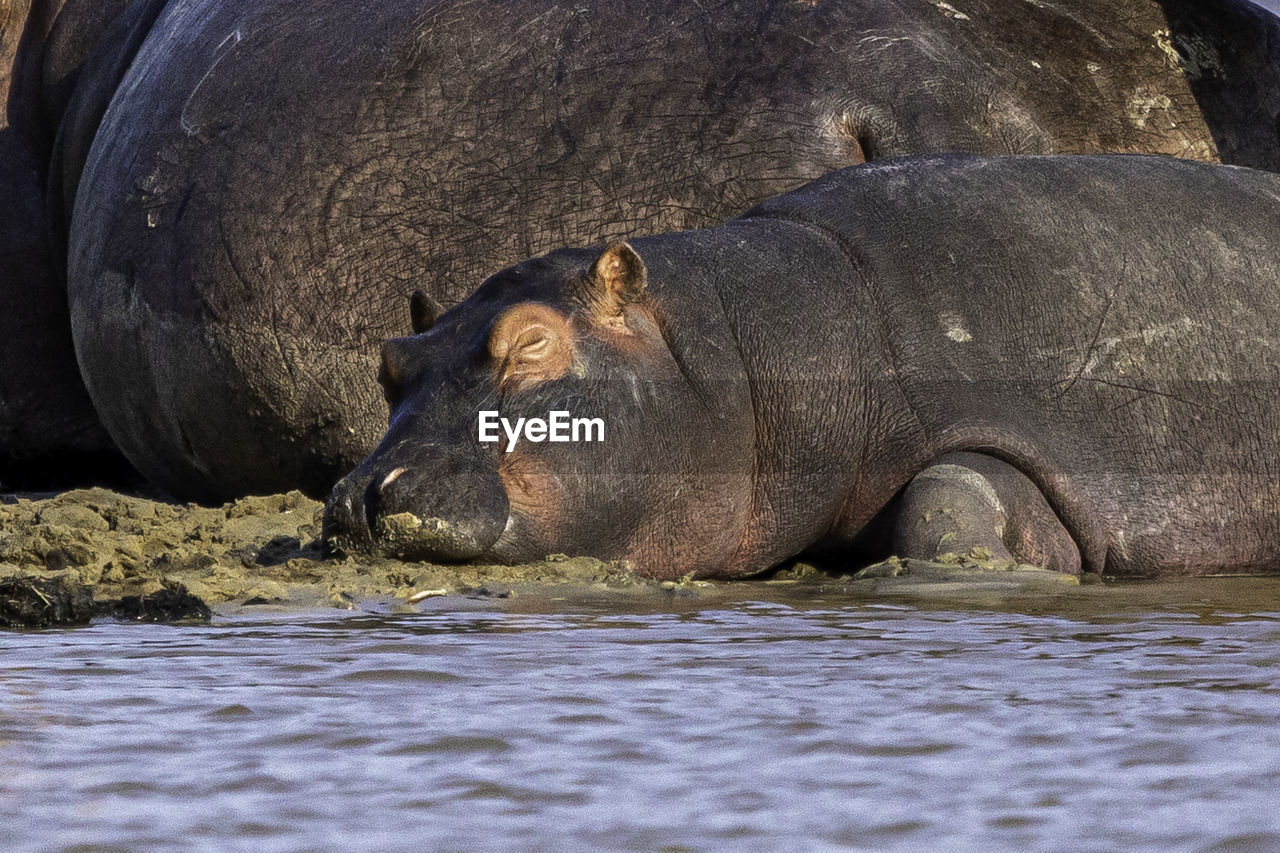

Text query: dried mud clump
(0, 488), (654, 613)
(0, 574), (211, 629)
(0, 489), (328, 604)
(0, 575), (95, 628)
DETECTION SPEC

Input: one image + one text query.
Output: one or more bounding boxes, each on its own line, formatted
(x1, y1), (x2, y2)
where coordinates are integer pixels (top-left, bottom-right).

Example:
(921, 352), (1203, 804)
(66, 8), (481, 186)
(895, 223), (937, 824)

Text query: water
(3, 580), (1280, 851)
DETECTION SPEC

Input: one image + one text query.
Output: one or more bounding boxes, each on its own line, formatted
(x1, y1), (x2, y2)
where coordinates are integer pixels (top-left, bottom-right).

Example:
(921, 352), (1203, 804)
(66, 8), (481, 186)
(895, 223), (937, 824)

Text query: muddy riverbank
(0, 486), (1095, 623)
(0, 488), (669, 613)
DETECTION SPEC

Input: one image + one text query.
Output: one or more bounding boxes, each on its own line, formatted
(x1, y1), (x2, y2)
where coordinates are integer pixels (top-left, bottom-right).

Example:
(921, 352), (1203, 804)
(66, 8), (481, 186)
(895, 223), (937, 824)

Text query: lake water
(3, 579), (1280, 851)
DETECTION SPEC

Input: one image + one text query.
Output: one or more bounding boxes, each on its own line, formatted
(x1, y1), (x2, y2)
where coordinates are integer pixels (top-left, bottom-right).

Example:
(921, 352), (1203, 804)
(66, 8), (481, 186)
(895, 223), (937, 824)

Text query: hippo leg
(855, 452), (1081, 586)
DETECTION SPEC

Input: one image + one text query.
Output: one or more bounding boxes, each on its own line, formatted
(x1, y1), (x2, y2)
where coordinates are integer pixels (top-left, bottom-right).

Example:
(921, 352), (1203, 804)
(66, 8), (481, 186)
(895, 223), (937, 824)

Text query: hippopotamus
(46, 0), (1280, 501)
(323, 154), (1280, 580)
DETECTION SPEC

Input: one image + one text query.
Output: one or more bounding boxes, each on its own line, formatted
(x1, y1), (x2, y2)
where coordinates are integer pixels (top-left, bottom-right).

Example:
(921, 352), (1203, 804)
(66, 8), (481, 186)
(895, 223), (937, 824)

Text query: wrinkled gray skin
(59, 0), (1280, 501)
(325, 155), (1280, 580)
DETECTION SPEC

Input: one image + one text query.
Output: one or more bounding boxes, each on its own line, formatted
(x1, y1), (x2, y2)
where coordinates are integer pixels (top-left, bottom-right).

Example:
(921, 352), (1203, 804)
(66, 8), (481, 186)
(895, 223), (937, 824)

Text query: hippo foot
(879, 453), (1084, 585)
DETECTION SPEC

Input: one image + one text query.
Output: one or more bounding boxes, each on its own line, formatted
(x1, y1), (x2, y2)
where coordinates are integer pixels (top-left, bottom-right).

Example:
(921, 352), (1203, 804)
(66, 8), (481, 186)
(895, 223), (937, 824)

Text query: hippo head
(323, 242), (754, 576)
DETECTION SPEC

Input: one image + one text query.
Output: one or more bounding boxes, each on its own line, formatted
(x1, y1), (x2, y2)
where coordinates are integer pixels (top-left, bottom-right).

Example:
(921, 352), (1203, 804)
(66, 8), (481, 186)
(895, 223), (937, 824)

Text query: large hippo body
(324, 155), (1280, 579)
(58, 0), (1280, 501)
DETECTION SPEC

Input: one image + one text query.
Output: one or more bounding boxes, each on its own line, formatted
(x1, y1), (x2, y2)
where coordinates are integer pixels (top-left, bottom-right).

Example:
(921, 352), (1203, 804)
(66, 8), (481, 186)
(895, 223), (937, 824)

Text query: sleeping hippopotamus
(52, 0), (1280, 501)
(323, 154), (1280, 579)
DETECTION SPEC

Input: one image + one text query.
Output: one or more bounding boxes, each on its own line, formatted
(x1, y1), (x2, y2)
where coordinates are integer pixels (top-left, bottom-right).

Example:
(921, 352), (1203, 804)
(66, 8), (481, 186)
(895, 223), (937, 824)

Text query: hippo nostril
(363, 480), (381, 540)
(380, 466), (407, 492)
(322, 477), (374, 556)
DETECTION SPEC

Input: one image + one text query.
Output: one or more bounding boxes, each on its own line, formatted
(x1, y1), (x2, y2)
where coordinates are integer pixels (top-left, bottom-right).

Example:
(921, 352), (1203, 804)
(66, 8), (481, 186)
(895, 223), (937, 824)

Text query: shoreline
(6, 487), (1280, 628)
(0, 487), (675, 615)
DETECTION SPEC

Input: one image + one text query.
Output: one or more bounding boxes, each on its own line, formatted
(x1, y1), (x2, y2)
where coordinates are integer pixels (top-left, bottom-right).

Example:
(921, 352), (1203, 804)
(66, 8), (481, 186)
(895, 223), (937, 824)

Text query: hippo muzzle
(323, 448), (510, 562)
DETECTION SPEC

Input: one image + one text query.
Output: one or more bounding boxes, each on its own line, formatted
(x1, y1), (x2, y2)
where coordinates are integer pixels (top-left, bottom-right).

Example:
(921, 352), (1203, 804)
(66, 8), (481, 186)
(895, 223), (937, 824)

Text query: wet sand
(0, 488), (667, 614)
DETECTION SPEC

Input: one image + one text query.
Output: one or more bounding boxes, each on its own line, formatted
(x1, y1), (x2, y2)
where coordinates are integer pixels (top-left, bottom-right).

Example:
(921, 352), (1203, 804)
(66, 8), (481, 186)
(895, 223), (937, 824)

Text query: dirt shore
(0, 487), (676, 612)
(0, 486), (1100, 625)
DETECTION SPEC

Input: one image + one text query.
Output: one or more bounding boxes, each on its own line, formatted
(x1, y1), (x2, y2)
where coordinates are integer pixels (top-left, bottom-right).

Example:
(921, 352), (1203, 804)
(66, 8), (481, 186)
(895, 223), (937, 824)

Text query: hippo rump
(324, 154), (1280, 580)
(55, 0), (1280, 502)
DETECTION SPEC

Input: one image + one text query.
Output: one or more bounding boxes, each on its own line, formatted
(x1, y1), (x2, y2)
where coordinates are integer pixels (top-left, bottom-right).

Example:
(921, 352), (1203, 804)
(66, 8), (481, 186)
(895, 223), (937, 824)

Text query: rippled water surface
(3, 580), (1280, 851)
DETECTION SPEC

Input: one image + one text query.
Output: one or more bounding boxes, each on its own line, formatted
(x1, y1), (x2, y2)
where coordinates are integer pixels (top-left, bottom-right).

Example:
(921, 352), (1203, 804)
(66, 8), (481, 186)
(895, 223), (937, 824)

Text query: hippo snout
(322, 454), (509, 562)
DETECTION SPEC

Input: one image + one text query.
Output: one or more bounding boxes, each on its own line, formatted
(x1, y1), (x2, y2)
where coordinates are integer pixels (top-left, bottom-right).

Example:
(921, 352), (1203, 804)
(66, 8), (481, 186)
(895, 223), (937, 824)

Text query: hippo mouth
(368, 509), (507, 563)
(322, 458), (510, 563)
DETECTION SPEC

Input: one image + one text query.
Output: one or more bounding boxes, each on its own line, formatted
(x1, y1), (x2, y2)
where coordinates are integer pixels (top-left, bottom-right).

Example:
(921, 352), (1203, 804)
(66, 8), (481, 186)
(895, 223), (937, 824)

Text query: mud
(0, 574), (210, 628)
(850, 550), (1084, 596)
(0, 488), (1097, 623)
(0, 488), (669, 614)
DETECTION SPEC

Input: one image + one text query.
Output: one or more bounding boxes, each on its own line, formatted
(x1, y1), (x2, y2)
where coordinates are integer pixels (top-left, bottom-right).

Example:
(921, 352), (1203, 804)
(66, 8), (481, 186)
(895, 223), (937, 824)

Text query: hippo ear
(488, 303), (575, 391)
(409, 290), (444, 334)
(583, 242), (647, 326)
